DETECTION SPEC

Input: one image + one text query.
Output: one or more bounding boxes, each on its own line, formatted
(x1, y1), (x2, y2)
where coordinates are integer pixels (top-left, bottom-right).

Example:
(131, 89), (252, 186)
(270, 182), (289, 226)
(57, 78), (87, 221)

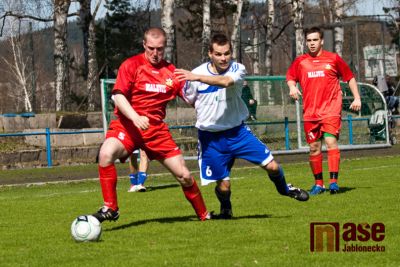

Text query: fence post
(347, 115), (353, 145)
(284, 117), (290, 150)
(45, 128), (53, 167)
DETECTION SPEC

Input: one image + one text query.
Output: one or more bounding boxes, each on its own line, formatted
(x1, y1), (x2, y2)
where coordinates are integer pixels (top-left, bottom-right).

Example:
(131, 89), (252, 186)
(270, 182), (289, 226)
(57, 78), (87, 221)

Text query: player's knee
(177, 170), (193, 187)
(265, 160), (280, 173)
(98, 149), (114, 167)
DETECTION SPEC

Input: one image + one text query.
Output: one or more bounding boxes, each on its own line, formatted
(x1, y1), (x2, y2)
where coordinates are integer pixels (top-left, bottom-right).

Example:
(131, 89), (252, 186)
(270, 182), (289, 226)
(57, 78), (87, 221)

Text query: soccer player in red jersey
(92, 27), (211, 222)
(286, 27), (362, 195)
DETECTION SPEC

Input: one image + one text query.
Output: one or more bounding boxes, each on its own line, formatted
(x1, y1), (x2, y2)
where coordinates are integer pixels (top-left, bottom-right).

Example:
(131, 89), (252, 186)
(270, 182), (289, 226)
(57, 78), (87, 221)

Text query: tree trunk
(202, 0), (211, 62)
(292, 0), (305, 57)
(161, 0), (176, 64)
(333, 0), (344, 56)
(54, 0), (71, 111)
(231, 0), (244, 60)
(264, 0), (274, 75)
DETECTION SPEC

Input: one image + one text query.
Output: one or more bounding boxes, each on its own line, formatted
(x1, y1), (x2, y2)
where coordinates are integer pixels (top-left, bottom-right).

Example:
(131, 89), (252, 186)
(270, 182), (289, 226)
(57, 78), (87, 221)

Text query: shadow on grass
(106, 214), (276, 231)
(331, 186), (356, 194)
(146, 183), (180, 191)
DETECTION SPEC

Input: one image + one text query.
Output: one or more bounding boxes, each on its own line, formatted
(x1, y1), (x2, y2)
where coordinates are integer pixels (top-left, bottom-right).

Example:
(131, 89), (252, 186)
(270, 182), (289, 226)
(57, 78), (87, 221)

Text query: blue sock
(268, 166), (289, 195)
(137, 172), (147, 185)
(129, 173), (138, 185)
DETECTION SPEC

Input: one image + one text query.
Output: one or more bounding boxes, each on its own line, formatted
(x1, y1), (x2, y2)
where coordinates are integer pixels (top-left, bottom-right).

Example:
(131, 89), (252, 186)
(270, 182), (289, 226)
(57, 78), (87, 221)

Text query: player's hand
(174, 69), (196, 82)
(133, 115), (150, 130)
(289, 86), (302, 100)
(349, 98), (361, 112)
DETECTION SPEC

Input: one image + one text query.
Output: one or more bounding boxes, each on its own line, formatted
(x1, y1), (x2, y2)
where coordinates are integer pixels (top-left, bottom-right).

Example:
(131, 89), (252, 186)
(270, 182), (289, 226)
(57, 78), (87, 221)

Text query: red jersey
(286, 50), (354, 121)
(113, 53), (183, 123)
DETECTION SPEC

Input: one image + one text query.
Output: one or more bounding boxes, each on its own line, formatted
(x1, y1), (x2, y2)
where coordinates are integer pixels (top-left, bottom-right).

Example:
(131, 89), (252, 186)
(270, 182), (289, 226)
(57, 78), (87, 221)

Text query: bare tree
(161, 0), (176, 63)
(1, 19), (33, 112)
(291, 0), (304, 57)
(202, 0), (211, 62)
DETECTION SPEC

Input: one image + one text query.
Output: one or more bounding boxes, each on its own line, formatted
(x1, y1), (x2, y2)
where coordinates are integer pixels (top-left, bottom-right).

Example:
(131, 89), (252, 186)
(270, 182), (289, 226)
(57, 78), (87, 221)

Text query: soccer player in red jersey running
(92, 27), (211, 222)
(286, 27), (362, 195)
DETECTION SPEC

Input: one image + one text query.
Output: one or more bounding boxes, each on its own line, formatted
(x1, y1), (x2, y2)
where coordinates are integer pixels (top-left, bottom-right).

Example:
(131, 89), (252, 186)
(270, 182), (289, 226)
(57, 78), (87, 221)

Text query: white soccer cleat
(127, 184), (147, 192)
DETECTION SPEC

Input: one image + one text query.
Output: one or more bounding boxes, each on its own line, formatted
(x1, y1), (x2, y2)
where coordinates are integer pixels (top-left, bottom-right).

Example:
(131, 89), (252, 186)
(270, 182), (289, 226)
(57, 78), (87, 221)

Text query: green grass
(1, 155), (399, 267)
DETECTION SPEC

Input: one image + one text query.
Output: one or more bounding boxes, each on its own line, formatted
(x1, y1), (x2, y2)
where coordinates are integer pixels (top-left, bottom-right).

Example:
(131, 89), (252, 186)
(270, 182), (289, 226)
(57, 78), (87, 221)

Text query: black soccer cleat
(287, 184), (309, 201)
(92, 206), (120, 223)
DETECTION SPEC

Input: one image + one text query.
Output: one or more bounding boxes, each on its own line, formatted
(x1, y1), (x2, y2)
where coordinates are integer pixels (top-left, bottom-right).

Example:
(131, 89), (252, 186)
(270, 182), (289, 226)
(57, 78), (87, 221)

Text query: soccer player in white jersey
(175, 33), (309, 219)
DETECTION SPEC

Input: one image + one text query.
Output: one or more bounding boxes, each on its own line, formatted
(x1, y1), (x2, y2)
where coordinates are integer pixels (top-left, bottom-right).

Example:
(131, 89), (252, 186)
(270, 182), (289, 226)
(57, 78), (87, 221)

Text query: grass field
(1, 155), (399, 267)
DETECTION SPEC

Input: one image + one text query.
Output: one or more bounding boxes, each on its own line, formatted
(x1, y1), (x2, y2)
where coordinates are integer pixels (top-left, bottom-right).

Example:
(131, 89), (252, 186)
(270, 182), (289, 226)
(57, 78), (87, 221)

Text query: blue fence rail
(1, 115), (398, 168)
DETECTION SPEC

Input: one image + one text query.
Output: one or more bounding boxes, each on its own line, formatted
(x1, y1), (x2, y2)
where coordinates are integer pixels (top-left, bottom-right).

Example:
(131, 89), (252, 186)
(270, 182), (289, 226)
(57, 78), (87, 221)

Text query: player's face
(306, 32), (323, 56)
(143, 36), (165, 66)
(209, 43), (232, 73)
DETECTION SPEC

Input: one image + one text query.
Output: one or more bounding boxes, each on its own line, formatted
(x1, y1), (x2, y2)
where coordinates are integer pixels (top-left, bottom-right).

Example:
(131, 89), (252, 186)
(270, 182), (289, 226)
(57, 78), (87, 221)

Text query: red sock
(98, 164), (118, 211)
(182, 178), (208, 221)
(310, 153), (323, 186)
(328, 149), (340, 184)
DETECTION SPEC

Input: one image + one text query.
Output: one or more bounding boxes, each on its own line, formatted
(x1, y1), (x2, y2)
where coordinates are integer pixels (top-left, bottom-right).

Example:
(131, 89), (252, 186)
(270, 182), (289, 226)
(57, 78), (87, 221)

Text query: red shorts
(106, 119), (181, 161)
(303, 117), (341, 144)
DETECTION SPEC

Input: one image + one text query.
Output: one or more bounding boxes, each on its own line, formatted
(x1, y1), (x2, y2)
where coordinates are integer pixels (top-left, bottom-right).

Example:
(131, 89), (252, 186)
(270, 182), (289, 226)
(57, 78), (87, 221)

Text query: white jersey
(183, 61), (248, 132)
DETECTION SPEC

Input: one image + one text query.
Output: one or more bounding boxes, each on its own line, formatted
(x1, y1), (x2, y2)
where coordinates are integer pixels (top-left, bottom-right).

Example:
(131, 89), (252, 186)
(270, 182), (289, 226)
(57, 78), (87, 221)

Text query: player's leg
(304, 121), (326, 195)
(215, 180), (233, 219)
(161, 154), (210, 221)
(324, 134), (340, 194)
(94, 137), (130, 222)
(308, 140), (326, 195)
(136, 149), (149, 191)
(127, 151), (139, 192)
(231, 124), (308, 201)
(321, 117), (342, 194)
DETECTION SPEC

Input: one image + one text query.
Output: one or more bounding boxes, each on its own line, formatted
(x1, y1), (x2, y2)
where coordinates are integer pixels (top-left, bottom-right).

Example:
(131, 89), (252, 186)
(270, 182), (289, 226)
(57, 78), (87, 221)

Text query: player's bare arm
(287, 80), (302, 100)
(175, 68), (234, 87)
(113, 94), (150, 130)
(348, 78), (362, 111)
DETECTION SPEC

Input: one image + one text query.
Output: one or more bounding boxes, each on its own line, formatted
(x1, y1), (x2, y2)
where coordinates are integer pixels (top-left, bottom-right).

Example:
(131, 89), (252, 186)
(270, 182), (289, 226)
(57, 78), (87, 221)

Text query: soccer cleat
(92, 206), (120, 223)
(219, 208), (233, 219)
(127, 184), (147, 192)
(329, 182), (339, 194)
(309, 184), (326, 195)
(287, 184), (309, 201)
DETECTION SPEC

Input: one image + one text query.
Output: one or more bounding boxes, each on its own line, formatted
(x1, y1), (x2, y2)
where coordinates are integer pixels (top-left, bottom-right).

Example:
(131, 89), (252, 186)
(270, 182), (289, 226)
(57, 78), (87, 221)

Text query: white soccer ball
(71, 215), (102, 242)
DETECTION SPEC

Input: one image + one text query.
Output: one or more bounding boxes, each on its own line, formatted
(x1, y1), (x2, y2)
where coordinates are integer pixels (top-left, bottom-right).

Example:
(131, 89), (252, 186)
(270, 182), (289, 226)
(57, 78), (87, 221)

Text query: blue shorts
(197, 123), (274, 185)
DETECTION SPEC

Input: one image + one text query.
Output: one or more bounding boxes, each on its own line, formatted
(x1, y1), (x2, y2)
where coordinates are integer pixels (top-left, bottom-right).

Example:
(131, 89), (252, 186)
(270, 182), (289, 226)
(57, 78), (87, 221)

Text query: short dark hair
(304, 27), (324, 39)
(209, 33), (232, 52)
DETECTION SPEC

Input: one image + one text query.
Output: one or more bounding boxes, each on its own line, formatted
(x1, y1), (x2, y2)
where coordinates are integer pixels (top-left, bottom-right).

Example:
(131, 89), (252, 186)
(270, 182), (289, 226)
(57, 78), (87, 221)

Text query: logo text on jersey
(307, 70), (325, 78)
(146, 83), (167, 93)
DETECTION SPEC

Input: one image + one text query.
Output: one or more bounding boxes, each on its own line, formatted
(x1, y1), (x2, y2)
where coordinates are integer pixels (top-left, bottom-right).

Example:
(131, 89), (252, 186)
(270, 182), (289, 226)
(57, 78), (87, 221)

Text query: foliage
(0, 155), (399, 266)
(95, 0), (152, 78)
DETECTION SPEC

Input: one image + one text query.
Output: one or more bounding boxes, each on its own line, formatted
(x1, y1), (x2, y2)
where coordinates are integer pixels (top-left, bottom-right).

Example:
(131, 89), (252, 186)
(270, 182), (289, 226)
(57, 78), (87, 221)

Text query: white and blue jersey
(183, 61), (248, 131)
(183, 61), (274, 185)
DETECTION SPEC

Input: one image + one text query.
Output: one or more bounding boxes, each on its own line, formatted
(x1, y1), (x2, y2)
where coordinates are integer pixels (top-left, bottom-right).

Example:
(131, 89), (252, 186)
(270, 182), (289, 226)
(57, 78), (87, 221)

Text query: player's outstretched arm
(113, 93), (149, 130)
(175, 68), (234, 87)
(348, 78), (362, 111)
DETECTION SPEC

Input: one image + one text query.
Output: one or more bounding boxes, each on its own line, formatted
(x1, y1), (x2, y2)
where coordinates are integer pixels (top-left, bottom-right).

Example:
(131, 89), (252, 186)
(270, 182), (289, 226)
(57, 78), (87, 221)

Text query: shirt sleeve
(113, 59), (135, 96)
(181, 80), (199, 105)
(226, 62), (247, 83)
(335, 54), (354, 82)
(286, 58), (300, 82)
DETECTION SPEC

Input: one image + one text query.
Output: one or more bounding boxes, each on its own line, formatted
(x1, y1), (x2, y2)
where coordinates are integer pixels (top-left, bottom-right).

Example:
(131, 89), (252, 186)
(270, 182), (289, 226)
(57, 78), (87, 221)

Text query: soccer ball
(71, 215), (102, 242)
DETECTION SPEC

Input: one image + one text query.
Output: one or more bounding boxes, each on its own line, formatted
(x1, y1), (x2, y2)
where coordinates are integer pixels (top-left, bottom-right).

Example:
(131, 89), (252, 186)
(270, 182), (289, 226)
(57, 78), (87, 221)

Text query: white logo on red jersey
(165, 78), (173, 87)
(325, 64), (332, 70)
(145, 83), (167, 93)
(307, 70), (325, 78)
(118, 132), (125, 140)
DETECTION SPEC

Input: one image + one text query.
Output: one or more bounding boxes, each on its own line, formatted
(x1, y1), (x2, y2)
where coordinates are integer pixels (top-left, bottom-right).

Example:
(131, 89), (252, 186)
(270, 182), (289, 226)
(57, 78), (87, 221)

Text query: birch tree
(161, 0), (176, 64)
(231, 0), (244, 60)
(54, 0), (71, 111)
(202, 0), (211, 62)
(333, 0), (344, 56)
(291, 0), (304, 57)
(264, 0), (274, 75)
